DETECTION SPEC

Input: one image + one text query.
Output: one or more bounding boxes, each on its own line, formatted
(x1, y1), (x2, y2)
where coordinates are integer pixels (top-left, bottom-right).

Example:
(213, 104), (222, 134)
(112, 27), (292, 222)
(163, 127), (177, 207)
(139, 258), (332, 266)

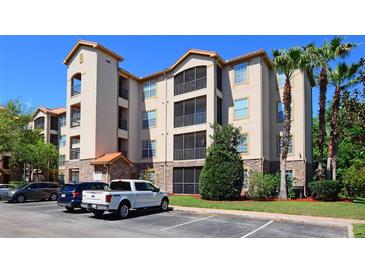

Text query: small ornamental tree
(199, 124), (244, 200)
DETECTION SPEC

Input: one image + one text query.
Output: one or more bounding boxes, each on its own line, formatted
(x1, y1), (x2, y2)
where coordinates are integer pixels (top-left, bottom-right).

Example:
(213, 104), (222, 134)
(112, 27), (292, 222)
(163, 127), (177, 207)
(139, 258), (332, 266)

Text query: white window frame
(143, 80), (156, 99)
(234, 98), (249, 119)
(142, 110), (157, 128)
(237, 134), (248, 154)
(234, 63), (247, 84)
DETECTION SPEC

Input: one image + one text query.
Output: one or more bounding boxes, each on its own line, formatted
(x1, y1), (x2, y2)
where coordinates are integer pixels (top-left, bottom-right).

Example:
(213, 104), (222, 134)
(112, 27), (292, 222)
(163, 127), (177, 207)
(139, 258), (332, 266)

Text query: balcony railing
(71, 84), (81, 96)
(174, 112), (206, 128)
(71, 116), (80, 127)
(174, 77), (207, 96)
(70, 148), (80, 160)
(118, 119), (128, 130)
(173, 147), (206, 160)
(119, 88), (129, 100)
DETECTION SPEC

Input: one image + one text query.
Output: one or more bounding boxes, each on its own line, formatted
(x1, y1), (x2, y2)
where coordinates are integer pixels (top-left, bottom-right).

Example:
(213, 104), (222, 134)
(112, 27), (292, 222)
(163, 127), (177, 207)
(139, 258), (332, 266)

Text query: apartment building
(33, 40), (313, 194)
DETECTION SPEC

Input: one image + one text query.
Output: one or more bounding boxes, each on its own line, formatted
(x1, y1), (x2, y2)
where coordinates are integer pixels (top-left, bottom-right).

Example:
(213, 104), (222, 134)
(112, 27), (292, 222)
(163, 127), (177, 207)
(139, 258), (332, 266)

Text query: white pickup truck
(81, 179), (169, 218)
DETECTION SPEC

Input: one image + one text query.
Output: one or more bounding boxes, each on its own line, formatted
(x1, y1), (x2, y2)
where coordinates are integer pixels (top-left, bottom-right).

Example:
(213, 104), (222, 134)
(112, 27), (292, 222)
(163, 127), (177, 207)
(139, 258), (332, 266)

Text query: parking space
(0, 201), (348, 238)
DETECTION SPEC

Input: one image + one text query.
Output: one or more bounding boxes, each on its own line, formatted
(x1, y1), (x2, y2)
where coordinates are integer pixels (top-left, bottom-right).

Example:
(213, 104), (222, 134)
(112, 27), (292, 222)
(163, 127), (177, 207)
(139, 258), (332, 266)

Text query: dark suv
(6, 182), (60, 203)
(57, 182), (108, 212)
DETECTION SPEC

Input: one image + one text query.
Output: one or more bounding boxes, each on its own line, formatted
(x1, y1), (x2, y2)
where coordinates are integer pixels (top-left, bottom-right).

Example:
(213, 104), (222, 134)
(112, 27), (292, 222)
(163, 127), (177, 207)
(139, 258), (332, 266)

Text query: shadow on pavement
(89, 207), (173, 221)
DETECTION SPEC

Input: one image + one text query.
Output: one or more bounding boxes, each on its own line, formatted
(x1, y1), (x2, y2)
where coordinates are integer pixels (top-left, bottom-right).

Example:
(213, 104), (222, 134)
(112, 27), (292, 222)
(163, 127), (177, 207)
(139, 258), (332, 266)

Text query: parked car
(57, 182), (108, 212)
(81, 179), (169, 218)
(0, 184), (14, 200)
(5, 182), (60, 203)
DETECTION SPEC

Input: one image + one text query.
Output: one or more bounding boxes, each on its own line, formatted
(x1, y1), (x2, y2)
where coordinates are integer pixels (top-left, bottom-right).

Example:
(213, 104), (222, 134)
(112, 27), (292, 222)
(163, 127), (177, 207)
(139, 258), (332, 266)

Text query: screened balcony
(173, 131), (206, 160)
(174, 96), (206, 128)
(174, 66), (207, 96)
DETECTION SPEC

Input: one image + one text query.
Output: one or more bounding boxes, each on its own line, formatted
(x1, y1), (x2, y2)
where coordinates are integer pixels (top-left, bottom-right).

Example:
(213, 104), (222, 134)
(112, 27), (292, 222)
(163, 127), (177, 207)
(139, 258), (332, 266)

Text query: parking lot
(0, 200), (348, 238)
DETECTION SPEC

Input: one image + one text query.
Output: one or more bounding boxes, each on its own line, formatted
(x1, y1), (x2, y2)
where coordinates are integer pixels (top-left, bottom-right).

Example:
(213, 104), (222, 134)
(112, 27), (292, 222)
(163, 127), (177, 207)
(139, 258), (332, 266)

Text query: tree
(199, 124), (244, 200)
(0, 99), (32, 152)
(305, 37), (357, 179)
(327, 61), (362, 180)
(272, 47), (309, 200)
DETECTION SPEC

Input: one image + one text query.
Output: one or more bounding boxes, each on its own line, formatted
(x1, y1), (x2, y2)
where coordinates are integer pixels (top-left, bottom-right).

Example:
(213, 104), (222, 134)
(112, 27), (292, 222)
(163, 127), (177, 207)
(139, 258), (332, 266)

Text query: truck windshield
(110, 181), (131, 191)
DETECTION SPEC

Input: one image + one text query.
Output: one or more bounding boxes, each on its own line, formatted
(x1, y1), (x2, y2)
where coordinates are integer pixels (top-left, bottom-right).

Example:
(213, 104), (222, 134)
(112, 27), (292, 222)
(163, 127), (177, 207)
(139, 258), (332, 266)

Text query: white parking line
(160, 215), (215, 231)
(241, 220), (274, 238)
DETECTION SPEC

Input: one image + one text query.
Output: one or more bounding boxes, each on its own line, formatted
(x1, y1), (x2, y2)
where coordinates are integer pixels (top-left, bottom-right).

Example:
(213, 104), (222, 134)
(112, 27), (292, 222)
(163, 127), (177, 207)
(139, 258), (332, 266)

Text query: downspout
(303, 73), (307, 197)
(260, 58), (265, 173)
(164, 72), (168, 191)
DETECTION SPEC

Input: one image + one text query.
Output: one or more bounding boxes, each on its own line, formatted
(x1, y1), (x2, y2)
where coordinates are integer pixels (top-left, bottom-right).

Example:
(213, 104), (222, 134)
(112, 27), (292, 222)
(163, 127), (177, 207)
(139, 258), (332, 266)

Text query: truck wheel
(160, 198), (169, 212)
(92, 210), (104, 217)
(118, 202), (130, 219)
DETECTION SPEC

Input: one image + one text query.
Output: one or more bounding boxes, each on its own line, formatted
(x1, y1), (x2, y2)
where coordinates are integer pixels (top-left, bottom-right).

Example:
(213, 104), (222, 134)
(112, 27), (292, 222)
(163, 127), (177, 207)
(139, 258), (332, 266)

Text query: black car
(57, 182), (108, 212)
(6, 182), (60, 203)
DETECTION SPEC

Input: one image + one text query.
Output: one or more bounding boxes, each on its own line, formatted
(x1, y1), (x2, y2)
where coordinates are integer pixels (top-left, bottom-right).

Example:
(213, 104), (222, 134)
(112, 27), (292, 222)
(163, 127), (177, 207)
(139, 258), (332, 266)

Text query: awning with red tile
(90, 152), (133, 166)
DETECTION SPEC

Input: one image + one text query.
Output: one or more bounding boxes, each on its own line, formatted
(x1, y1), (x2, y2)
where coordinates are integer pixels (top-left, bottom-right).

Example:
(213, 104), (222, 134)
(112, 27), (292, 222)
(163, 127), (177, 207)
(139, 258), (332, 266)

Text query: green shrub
(200, 124), (244, 200)
(343, 166), (365, 199)
(310, 180), (342, 201)
(247, 172), (280, 200)
(8, 180), (27, 188)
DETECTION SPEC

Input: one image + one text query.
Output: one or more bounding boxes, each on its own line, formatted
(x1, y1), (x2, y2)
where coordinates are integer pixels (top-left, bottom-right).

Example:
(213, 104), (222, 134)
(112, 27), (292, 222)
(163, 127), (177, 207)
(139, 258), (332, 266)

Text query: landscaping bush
(8, 180), (27, 188)
(310, 180), (342, 201)
(199, 124), (244, 200)
(343, 165), (365, 199)
(247, 172), (280, 200)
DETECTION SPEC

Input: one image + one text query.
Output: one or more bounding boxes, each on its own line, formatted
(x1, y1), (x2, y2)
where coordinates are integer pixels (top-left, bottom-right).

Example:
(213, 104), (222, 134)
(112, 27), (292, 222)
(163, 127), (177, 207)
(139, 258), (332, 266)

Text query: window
(278, 73), (286, 88)
(277, 102), (284, 123)
(71, 104), (81, 127)
(174, 66), (207, 95)
(237, 134), (248, 153)
(70, 170), (79, 183)
(34, 117), (45, 130)
(217, 65), (222, 91)
(142, 110), (156, 128)
(234, 63), (247, 84)
(234, 98), (249, 119)
(59, 155), (65, 167)
(50, 134), (58, 147)
(277, 135), (293, 156)
(143, 80), (156, 99)
(148, 171), (156, 184)
(174, 96), (206, 128)
(59, 135), (66, 147)
(285, 170), (294, 181)
(50, 116), (58, 131)
(118, 107), (128, 130)
(59, 114), (66, 127)
(173, 167), (202, 194)
(217, 96), (222, 125)
(243, 169), (249, 188)
(119, 77), (129, 100)
(71, 136), (80, 145)
(135, 182), (148, 191)
(110, 181), (131, 191)
(174, 131), (206, 160)
(71, 73), (81, 96)
(142, 140), (156, 158)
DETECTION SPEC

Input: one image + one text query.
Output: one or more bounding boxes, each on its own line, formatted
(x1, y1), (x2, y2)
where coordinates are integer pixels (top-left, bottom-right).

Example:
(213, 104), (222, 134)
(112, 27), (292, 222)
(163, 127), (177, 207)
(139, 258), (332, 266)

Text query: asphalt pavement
(0, 200), (348, 238)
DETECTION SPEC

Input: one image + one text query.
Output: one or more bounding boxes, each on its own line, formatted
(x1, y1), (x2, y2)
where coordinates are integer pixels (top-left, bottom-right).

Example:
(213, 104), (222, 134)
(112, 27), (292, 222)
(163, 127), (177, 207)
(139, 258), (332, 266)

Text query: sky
(0, 35), (364, 115)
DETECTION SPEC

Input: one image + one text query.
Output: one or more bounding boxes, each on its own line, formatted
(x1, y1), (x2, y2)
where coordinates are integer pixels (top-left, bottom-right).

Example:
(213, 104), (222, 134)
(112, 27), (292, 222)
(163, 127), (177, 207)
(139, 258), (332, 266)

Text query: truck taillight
(72, 191), (81, 198)
(105, 194), (112, 203)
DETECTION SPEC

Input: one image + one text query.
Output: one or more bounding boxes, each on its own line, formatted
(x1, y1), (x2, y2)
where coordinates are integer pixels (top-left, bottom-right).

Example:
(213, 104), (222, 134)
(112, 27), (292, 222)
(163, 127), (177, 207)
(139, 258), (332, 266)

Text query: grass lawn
(353, 224), (365, 238)
(169, 195), (365, 220)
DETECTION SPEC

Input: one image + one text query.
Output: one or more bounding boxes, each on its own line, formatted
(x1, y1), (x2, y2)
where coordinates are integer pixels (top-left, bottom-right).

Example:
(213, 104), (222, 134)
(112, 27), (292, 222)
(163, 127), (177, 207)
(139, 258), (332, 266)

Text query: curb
(172, 206), (365, 229)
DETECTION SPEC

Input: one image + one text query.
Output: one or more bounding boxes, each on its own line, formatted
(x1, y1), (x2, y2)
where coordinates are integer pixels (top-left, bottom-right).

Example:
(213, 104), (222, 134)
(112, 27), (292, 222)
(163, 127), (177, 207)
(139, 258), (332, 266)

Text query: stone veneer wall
(94, 158), (137, 183)
(63, 159), (95, 182)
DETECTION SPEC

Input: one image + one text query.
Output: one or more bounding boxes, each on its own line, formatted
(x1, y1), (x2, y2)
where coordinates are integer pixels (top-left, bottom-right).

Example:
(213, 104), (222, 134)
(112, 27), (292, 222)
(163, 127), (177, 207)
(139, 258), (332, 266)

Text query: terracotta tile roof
(34, 106), (66, 116)
(64, 40), (124, 65)
(91, 152), (133, 166)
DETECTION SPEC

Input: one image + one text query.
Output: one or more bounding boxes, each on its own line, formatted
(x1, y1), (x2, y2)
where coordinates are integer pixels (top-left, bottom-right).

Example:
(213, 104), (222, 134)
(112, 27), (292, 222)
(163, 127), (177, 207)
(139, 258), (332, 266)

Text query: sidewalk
(172, 205), (365, 228)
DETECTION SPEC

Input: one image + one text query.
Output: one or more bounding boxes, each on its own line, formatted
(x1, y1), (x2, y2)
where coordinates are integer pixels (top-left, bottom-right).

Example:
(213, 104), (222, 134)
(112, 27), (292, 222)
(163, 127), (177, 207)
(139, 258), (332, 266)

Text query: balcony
(173, 147), (206, 160)
(70, 148), (80, 160)
(174, 77), (207, 96)
(71, 116), (80, 127)
(71, 103), (81, 128)
(174, 112), (206, 128)
(118, 119), (128, 131)
(119, 88), (129, 100)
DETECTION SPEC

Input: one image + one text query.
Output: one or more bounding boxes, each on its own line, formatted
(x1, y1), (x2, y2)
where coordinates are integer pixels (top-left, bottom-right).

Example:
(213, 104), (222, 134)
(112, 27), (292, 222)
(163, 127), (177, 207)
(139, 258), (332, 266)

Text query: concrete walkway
(172, 206), (365, 228)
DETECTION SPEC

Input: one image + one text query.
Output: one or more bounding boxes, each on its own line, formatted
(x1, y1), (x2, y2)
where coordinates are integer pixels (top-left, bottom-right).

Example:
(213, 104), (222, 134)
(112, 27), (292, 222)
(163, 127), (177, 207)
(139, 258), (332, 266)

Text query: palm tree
(327, 61), (362, 180)
(305, 37), (357, 180)
(272, 47), (309, 200)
